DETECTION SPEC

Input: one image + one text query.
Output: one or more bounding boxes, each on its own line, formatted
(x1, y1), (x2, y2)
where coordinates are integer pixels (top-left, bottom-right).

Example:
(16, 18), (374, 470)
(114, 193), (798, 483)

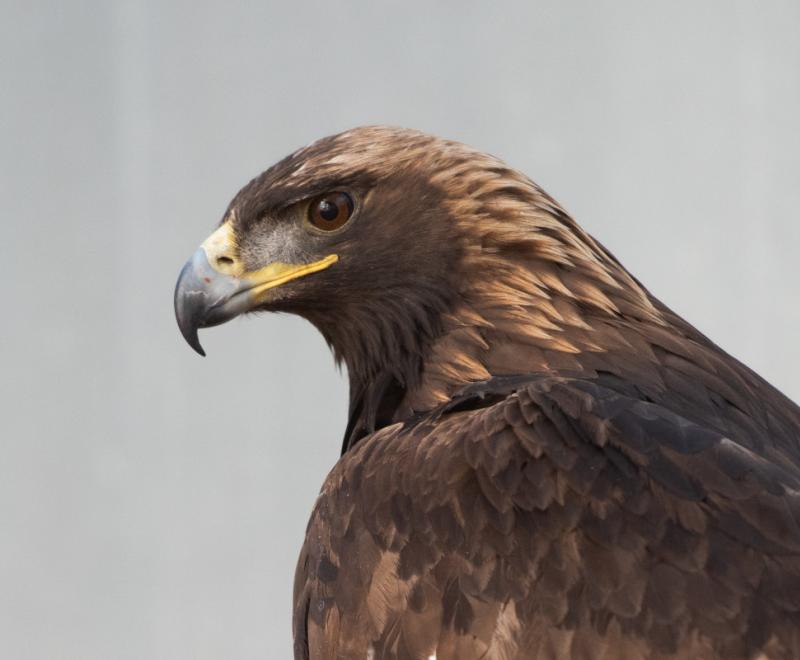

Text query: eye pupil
(309, 192), (353, 231)
(318, 200), (339, 221)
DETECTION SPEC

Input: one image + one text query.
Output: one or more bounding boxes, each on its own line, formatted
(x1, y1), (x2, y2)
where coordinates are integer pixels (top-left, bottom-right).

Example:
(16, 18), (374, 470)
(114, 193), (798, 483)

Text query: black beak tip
(175, 302), (207, 357)
(174, 259), (208, 357)
(183, 325), (207, 357)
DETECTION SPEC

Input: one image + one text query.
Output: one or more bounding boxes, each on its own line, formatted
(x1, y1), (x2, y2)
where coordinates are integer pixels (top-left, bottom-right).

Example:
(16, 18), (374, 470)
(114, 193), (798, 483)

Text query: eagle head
(180, 127), (522, 368)
(175, 126), (655, 426)
(174, 128), (482, 358)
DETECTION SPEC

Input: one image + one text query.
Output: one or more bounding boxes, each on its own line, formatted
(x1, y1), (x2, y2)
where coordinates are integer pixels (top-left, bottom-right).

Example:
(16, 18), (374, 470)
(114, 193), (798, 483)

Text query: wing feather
(294, 375), (800, 658)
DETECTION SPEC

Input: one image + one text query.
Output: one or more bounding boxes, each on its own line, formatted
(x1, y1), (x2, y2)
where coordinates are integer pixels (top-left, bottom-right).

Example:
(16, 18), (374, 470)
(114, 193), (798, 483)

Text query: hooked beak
(174, 222), (338, 356)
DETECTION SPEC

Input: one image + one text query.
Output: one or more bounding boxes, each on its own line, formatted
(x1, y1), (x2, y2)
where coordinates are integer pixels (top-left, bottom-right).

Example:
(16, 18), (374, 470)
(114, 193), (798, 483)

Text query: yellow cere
(201, 222), (244, 276)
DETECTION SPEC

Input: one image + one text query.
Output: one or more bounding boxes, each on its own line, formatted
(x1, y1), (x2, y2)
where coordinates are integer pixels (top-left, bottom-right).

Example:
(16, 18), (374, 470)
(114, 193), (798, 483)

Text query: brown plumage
(174, 126), (800, 659)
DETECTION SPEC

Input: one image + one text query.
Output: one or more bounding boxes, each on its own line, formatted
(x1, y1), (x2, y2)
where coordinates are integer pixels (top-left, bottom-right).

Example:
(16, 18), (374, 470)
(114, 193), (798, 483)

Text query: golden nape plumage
(174, 127), (800, 659)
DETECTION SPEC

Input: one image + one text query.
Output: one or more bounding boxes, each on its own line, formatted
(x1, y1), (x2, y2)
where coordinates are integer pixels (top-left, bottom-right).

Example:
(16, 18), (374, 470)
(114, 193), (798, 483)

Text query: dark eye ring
(308, 192), (354, 231)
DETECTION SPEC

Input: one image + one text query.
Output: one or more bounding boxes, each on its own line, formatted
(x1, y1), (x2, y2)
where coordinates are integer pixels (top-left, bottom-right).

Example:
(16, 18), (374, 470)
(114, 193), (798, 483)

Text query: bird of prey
(174, 127), (800, 659)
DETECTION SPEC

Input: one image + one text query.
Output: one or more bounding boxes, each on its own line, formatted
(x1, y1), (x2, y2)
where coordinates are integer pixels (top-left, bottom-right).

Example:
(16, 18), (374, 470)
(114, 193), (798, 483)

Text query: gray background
(2, 1), (799, 658)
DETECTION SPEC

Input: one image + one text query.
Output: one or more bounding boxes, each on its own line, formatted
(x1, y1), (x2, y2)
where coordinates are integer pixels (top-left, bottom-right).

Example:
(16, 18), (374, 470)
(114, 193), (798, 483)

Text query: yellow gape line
(247, 254), (339, 302)
(201, 221), (339, 303)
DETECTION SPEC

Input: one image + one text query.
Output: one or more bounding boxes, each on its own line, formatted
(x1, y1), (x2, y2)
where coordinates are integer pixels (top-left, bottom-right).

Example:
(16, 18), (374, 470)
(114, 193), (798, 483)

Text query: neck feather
(316, 160), (698, 450)
(307, 157), (798, 456)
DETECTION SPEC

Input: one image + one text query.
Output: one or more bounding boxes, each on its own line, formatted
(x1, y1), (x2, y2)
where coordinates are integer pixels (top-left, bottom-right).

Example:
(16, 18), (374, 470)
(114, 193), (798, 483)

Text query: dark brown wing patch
(294, 375), (800, 659)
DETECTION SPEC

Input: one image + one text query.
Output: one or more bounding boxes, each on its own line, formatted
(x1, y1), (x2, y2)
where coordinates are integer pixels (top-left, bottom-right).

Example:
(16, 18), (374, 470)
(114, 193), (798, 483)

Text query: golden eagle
(174, 127), (800, 659)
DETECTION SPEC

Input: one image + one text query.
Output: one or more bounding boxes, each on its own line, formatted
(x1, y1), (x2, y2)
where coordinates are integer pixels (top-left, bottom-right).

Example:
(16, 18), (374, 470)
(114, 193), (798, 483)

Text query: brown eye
(308, 192), (354, 231)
